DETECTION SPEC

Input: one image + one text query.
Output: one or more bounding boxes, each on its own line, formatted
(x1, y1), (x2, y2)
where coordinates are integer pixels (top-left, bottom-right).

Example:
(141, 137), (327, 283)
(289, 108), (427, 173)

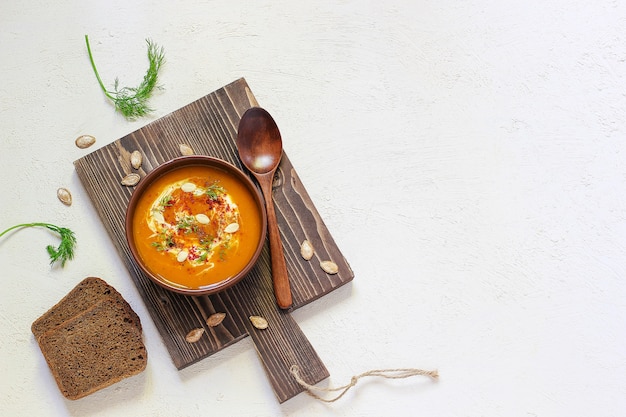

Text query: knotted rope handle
(290, 365), (439, 403)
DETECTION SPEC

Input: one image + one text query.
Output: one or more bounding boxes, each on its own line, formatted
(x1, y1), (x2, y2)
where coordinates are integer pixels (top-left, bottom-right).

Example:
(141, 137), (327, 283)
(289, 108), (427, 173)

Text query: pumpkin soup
(132, 164), (263, 290)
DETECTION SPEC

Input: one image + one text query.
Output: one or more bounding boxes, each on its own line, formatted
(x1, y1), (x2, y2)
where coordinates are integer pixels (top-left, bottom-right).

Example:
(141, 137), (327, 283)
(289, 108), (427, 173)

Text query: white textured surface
(1, 1), (626, 416)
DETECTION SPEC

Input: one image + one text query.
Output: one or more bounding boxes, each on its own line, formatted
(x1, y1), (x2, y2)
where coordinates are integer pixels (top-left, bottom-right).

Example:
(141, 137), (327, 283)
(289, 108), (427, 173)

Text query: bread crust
(32, 277), (146, 400)
(31, 277), (141, 339)
(37, 298), (147, 400)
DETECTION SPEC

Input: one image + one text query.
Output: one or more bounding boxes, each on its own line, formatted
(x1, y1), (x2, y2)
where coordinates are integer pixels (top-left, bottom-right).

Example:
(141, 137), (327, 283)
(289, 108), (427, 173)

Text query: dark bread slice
(37, 298), (147, 400)
(31, 277), (141, 339)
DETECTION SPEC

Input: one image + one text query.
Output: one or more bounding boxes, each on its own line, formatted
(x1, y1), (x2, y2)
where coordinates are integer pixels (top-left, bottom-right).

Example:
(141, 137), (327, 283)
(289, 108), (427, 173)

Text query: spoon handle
(259, 173), (293, 309)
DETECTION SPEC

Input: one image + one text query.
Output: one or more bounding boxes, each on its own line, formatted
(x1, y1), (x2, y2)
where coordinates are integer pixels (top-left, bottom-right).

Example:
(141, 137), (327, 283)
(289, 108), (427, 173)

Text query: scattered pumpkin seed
(181, 182), (197, 193)
(224, 223), (239, 233)
(195, 213), (210, 224)
(121, 173), (141, 186)
(185, 328), (205, 343)
(179, 143), (194, 155)
(320, 260), (339, 274)
(300, 239), (314, 260)
(249, 315), (268, 330)
(130, 150), (143, 169)
(56, 188), (72, 206)
(206, 312), (226, 327)
(75, 134), (96, 149)
(177, 250), (188, 263)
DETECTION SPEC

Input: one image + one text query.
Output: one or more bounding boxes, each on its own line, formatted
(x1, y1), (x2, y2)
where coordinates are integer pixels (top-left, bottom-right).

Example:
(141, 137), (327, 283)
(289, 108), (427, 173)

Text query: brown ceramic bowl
(125, 155), (267, 296)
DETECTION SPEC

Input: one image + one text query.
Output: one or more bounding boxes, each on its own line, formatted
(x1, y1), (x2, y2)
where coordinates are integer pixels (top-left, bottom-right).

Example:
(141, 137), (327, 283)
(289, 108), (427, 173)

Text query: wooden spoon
(237, 107), (293, 309)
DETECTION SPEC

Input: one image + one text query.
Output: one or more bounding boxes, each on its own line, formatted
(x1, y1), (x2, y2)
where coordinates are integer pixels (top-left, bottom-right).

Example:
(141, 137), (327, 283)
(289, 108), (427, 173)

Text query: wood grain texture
(73, 78), (353, 402)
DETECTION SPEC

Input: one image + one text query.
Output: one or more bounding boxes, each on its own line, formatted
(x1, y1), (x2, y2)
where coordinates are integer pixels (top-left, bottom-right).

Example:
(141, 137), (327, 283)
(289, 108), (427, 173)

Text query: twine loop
(290, 365), (439, 403)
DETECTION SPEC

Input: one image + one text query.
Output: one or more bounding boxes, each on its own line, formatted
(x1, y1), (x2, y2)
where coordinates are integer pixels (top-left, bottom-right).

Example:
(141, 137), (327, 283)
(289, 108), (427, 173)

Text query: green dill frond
(158, 193), (173, 210)
(176, 215), (198, 234)
(44, 225), (77, 267)
(205, 183), (226, 200)
(0, 222), (77, 267)
(85, 35), (165, 120)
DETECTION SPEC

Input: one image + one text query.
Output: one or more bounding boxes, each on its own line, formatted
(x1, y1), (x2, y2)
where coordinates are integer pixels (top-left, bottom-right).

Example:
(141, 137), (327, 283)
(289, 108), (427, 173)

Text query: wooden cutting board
(74, 78), (353, 402)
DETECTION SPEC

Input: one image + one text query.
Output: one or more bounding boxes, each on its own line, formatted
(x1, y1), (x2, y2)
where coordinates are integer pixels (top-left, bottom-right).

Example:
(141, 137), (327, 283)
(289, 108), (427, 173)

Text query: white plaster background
(1, 1), (625, 416)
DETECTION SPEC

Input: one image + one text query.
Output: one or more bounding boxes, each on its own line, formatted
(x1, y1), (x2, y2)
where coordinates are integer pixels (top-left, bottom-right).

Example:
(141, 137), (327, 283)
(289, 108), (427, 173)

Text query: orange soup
(132, 164), (263, 290)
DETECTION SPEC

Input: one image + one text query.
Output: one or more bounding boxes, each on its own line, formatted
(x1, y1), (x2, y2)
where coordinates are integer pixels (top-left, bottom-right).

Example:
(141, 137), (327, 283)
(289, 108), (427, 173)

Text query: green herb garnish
(176, 215), (198, 234)
(199, 237), (214, 253)
(159, 193), (173, 208)
(0, 223), (77, 267)
(205, 183), (226, 200)
(85, 35), (165, 120)
(152, 229), (175, 251)
(152, 193), (173, 214)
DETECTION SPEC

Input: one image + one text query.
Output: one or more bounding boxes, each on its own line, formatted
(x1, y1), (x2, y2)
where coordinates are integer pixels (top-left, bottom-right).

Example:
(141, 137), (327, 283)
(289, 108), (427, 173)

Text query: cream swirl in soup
(145, 178), (240, 272)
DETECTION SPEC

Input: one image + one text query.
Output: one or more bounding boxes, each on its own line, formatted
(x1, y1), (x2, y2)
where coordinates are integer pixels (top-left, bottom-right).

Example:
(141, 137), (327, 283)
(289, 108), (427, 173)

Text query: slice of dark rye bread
(31, 277), (141, 339)
(32, 277), (146, 400)
(36, 298), (147, 400)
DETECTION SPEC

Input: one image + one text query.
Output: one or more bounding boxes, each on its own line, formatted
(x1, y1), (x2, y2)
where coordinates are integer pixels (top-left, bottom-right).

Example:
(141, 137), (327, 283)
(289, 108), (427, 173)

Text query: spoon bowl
(237, 107), (293, 309)
(237, 111), (283, 174)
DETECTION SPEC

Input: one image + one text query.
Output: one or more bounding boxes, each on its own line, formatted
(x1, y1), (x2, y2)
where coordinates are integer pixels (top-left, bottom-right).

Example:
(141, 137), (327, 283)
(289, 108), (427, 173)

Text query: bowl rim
(124, 155), (267, 296)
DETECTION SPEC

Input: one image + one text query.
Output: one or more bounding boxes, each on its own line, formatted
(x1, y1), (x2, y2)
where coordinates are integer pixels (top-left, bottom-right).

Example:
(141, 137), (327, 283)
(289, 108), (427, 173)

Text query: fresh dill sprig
(176, 215), (198, 234)
(85, 35), (165, 120)
(205, 183), (226, 200)
(152, 230), (175, 251)
(0, 222), (77, 267)
(158, 193), (173, 210)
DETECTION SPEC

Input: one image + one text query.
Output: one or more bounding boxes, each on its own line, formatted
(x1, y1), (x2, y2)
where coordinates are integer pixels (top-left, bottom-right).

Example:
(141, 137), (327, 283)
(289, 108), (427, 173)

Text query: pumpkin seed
(75, 134), (96, 149)
(153, 211), (165, 224)
(130, 150), (142, 169)
(300, 240), (314, 260)
(185, 328), (205, 343)
(56, 188), (72, 206)
(181, 182), (197, 193)
(177, 250), (188, 262)
(249, 315), (268, 330)
(179, 143), (194, 156)
(224, 223), (239, 233)
(121, 173), (140, 186)
(320, 260), (339, 274)
(196, 213), (210, 224)
(206, 312), (226, 327)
